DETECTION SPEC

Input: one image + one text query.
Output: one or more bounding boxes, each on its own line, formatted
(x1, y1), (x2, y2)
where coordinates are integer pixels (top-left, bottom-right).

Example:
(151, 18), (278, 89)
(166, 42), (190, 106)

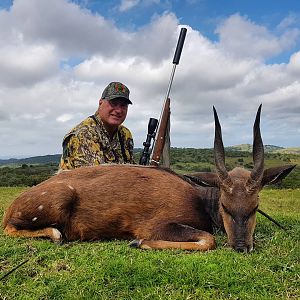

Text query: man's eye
(109, 100), (128, 108)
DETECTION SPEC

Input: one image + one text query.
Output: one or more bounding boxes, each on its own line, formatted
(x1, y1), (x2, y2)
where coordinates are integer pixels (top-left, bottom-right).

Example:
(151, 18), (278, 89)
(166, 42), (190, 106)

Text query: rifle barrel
(161, 28), (187, 123)
(149, 27), (187, 166)
(173, 28), (187, 64)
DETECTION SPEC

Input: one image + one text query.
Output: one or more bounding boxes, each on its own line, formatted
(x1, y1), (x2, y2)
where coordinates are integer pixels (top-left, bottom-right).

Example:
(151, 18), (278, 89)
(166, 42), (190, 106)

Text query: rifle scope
(139, 118), (158, 165)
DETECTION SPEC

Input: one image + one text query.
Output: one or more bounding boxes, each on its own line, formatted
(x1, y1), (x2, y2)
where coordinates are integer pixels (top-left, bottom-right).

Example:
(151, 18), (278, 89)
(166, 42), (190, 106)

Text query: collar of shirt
(93, 112), (120, 143)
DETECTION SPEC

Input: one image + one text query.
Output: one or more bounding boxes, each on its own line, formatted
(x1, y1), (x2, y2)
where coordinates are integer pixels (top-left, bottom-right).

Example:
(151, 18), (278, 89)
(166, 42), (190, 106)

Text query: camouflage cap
(101, 82), (132, 104)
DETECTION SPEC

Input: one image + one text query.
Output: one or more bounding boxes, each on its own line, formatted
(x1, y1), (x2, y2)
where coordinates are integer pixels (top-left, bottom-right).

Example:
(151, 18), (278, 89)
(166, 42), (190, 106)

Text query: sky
(0, 0), (300, 159)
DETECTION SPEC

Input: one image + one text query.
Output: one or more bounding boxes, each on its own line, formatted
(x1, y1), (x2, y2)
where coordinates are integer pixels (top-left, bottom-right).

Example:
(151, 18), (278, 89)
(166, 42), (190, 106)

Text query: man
(59, 82), (134, 170)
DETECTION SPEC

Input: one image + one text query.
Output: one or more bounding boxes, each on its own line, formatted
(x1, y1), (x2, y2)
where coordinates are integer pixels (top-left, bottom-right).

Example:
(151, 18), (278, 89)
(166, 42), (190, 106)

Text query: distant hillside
(274, 147), (300, 155)
(0, 145), (299, 166)
(226, 144), (300, 154)
(226, 144), (253, 152)
(0, 154), (61, 166)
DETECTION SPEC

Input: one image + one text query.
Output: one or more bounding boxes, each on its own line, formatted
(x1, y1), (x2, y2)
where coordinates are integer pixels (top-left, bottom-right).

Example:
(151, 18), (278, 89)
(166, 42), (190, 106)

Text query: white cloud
(288, 51), (300, 75)
(0, 44), (58, 87)
(119, 0), (140, 12)
(216, 14), (300, 60)
(56, 113), (74, 123)
(118, 0), (160, 12)
(0, 0), (124, 57)
(277, 13), (299, 31)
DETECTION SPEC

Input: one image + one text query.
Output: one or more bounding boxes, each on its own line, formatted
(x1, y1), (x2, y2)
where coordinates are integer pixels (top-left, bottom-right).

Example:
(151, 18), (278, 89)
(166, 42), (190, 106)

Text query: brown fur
(3, 165), (216, 250)
(3, 163), (294, 252)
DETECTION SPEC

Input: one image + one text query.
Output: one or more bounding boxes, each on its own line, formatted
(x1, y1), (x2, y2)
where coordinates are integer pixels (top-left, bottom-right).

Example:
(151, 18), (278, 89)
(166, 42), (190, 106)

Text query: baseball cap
(101, 82), (132, 104)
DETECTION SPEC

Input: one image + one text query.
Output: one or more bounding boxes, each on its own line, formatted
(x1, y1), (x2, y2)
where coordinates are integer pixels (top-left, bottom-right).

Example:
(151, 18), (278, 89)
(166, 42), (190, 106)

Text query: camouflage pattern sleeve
(59, 134), (103, 170)
(59, 135), (74, 170)
(120, 126), (135, 164)
(59, 135), (83, 170)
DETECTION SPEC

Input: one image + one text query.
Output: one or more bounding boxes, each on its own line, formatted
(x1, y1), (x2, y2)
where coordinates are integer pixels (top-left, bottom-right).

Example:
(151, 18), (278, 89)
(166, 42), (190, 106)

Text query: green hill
(0, 154), (61, 166)
(226, 144), (300, 154)
(1, 146), (300, 166)
(274, 147), (300, 155)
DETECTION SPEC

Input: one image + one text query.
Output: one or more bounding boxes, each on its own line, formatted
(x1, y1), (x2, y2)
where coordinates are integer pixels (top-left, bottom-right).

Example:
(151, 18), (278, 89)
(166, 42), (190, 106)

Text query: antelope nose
(234, 246), (249, 253)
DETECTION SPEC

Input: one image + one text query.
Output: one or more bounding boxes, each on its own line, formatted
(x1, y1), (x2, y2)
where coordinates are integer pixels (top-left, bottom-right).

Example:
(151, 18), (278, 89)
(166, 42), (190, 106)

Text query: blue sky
(74, 1), (300, 43)
(74, 1), (297, 30)
(0, 0), (299, 158)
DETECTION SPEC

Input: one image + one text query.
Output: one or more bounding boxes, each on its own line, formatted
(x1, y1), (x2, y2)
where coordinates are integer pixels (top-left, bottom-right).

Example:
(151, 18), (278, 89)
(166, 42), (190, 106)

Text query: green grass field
(0, 187), (299, 300)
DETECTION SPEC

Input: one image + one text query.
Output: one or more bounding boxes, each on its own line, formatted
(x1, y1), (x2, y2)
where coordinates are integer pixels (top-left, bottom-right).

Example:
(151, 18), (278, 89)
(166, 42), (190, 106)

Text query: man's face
(98, 98), (129, 129)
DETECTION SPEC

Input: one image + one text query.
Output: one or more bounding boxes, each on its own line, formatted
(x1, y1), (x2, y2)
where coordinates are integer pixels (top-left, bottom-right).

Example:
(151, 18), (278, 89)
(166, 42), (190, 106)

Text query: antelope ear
(261, 164), (296, 186)
(184, 172), (220, 187)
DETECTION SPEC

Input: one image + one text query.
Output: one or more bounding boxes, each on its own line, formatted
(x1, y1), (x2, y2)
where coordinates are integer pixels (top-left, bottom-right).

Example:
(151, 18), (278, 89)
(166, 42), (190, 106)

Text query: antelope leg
(130, 223), (216, 251)
(4, 224), (62, 242)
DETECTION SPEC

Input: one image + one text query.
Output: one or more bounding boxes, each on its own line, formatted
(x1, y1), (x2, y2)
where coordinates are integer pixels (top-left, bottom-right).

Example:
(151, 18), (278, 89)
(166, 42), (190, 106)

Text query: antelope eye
(222, 204), (258, 223)
(221, 204), (233, 217)
(241, 205), (259, 223)
(246, 205), (259, 219)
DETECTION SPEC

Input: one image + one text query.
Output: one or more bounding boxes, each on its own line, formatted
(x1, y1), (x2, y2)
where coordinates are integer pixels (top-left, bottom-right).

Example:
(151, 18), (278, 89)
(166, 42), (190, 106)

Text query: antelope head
(184, 105), (296, 252)
(213, 105), (264, 252)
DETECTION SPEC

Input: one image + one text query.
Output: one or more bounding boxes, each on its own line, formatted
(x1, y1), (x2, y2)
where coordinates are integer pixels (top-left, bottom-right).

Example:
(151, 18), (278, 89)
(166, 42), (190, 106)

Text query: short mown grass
(0, 187), (299, 299)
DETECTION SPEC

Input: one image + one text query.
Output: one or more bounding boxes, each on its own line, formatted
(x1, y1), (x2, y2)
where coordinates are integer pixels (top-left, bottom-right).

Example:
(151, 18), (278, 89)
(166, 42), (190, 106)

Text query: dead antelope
(2, 105), (295, 252)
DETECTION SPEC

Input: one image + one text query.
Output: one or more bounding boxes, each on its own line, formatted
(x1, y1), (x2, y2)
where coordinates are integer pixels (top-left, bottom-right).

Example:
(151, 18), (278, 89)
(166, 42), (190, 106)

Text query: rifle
(139, 27), (187, 166)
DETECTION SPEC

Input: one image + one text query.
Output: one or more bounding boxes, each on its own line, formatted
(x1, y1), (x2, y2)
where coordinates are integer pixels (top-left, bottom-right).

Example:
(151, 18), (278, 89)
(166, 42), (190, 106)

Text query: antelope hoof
(52, 228), (63, 243)
(129, 239), (143, 248)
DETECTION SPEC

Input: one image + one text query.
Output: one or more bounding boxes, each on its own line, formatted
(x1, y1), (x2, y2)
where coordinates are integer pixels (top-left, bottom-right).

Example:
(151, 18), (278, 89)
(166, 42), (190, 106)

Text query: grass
(0, 187), (299, 300)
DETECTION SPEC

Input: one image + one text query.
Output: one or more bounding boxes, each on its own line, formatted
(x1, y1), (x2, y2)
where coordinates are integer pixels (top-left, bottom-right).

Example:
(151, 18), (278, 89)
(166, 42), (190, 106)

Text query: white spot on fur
(17, 211), (22, 217)
(52, 228), (62, 241)
(32, 217), (38, 222)
(195, 240), (207, 246)
(41, 191), (47, 195)
(38, 205), (44, 211)
(68, 185), (74, 190)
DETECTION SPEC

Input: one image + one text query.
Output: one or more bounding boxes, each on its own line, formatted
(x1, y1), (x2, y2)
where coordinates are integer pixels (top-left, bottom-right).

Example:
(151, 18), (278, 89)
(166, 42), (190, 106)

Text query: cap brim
(108, 96), (132, 104)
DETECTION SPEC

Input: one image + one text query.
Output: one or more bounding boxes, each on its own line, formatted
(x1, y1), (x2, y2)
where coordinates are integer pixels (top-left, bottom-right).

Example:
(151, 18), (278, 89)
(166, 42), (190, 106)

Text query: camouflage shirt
(59, 113), (134, 170)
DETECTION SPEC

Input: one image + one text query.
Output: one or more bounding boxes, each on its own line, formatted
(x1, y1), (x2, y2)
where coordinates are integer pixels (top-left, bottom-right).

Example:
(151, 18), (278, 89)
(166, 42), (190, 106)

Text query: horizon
(1, 143), (299, 160)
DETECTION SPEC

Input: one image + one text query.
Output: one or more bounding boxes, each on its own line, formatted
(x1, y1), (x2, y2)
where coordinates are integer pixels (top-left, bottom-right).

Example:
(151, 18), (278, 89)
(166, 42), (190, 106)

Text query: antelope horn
(250, 104), (264, 182)
(213, 106), (229, 182)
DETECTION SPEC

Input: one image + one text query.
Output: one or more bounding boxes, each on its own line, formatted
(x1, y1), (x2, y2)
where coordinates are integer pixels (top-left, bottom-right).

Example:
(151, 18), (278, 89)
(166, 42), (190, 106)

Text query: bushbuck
(2, 105), (295, 252)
